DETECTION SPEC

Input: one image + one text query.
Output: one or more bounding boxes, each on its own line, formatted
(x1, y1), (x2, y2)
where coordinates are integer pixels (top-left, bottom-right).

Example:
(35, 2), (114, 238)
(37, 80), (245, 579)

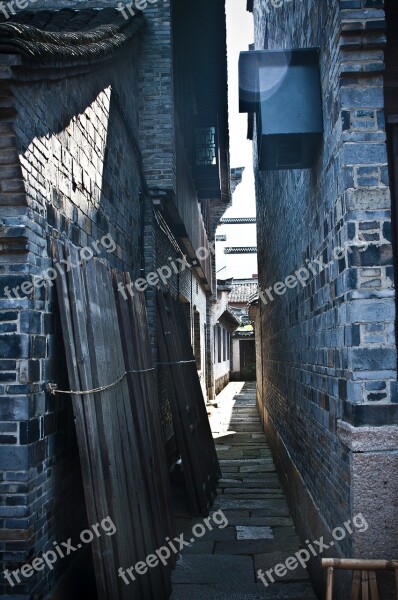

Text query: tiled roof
(228, 279), (259, 304)
(219, 308), (240, 331)
(0, 9), (144, 64)
(230, 167), (244, 195)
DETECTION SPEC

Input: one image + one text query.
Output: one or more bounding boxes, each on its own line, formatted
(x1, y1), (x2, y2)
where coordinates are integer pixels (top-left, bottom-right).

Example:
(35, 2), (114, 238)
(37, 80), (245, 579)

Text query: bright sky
(215, 0), (258, 280)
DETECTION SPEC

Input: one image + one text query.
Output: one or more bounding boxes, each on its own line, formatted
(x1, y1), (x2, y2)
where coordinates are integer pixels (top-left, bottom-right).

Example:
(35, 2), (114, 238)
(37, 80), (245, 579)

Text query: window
(193, 310), (201, 370)
(181, 297), (191, 339)
(217, 326), (222, 363)
(196, 126), (217, 166)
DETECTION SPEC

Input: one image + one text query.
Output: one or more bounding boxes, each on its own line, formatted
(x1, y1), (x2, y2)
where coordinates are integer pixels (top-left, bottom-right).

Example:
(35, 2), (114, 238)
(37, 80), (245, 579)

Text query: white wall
(232, 337), (240, 375)
(213, 323), (231, 383)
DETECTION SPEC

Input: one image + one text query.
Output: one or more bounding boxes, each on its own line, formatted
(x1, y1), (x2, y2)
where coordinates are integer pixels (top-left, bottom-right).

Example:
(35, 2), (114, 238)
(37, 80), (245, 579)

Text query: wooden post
(326, 567), (334, 600)
(368, 571), (379, 600)
(351, 570), (360, 600)
(361, 570), (369, 600)
(395, 568), (398, 600)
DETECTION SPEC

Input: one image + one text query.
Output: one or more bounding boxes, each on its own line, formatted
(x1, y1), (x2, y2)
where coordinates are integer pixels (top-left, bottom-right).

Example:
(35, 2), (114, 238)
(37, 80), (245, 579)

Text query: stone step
(171, 554), (254, 585)
(239, 465), (277, 473)
(213, 498), (289, 513)
(170, 384), (317, 600)
(217, 493), (285, 500)
(214, 538), (299, 556)
(219, 516), (294, 527)
(254, 551), (310, 584)
(219, 479), (281, 488)
(220, 462), (275, 469)
(170, 582), (318, 600)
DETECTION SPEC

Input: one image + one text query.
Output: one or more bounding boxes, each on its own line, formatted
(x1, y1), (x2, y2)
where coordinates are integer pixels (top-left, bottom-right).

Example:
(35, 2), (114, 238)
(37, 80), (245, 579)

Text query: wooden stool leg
(351, 570), (361, 600)
(326, 567), (334, 600)
(395, 568), (398, 600)
(369, 571), (379, 600)
(362, 570), (369, 600)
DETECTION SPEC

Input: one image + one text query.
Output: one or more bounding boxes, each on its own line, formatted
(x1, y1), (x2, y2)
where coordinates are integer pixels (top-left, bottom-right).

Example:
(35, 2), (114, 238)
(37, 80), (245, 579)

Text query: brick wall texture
(252, 0), (398, 579)
(0, 41), (147, 598)
(0, 1), (220, 596)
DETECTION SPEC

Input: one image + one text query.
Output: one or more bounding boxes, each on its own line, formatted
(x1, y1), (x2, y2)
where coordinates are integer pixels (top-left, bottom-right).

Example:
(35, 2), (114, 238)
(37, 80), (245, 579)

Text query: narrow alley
(1, 1), (398, 599)
(170, 383), (317, 600)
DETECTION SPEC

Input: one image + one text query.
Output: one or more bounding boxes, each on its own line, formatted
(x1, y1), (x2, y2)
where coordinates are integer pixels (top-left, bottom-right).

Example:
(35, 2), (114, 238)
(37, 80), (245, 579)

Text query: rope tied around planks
(47, 360), (197, 395)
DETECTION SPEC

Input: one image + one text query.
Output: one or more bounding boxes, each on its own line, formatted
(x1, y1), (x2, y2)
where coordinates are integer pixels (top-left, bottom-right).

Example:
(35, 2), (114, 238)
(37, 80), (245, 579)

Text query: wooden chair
(322, 558), (398, 600)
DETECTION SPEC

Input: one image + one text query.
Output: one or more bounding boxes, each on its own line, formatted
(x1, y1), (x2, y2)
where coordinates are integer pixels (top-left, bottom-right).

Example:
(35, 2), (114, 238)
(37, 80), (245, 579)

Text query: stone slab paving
(171, 382), (318, 600)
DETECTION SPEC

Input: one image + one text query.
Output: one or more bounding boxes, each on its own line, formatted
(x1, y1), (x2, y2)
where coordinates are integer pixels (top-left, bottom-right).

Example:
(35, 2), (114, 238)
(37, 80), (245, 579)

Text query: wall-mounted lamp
(239, 48), (323, 170)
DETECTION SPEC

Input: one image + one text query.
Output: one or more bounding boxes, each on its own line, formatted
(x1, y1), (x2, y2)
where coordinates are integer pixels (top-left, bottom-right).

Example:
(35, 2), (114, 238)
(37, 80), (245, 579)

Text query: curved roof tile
(0, 8), (144, 64)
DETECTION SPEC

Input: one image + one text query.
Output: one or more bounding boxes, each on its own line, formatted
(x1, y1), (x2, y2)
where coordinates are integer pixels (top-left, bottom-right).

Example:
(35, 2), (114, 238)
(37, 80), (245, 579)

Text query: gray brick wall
(0, 45), (147, 598)
(0, 2), (225, 596)
(251, 0), (398, 579)
(137, 0), (176, 194)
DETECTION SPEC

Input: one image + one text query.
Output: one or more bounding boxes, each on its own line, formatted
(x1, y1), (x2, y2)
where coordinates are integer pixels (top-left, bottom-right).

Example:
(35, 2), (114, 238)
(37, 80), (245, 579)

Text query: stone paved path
(170, 382), (318, 600)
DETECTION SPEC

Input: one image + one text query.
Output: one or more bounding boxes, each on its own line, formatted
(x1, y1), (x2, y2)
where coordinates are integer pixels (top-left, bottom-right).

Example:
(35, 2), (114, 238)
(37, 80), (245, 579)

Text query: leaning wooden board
(156, 290), (221, 516)
(53, 240), (174, 600)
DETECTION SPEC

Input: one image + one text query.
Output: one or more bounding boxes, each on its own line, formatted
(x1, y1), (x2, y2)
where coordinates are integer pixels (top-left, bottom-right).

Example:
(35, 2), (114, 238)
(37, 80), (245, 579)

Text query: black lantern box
(239, 48), (323, 170)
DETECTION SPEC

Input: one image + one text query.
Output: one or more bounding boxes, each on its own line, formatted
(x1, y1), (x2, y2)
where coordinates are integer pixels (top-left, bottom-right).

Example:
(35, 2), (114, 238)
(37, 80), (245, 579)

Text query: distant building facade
(228, 278), (257, 381)
(211, 279), (240, 395)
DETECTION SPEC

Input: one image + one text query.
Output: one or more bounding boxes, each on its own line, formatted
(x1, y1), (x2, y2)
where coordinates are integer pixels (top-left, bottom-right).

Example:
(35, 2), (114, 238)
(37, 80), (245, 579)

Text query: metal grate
(224, 247), (257, 254)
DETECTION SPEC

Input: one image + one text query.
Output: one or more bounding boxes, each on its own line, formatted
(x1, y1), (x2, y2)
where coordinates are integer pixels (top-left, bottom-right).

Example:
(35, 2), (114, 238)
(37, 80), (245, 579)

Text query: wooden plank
(362, 570), (369, 600)
(165, 296), (210, 508)
(55, 241), (174, 600)
(395, 568), (398, 600)
(114, 272), (165, 532)
(326, 567), (334, 600)
(172, 299), (220, 487)
(122, 275), (175, 544)
(115, 274), (174, 590)
(369, 571), (379, 600)
(66, 243), (129, 599)
(168, 293), (220, 502)
(83, 256), (138, 599)
(157, 291), (200, 514)
(351, 570), (361, 600)
(103, 260), (169, 599)
(322, 559), (398, 571)
(52, 240), (112, 600)
(132, 288), (175, 546)
(84, 256), (155, 599)
(156, 290), (220, 516)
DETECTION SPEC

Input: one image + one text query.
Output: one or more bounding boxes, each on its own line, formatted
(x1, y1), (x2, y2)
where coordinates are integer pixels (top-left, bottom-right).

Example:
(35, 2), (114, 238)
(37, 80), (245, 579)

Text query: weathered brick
(251, 0), (398, 581)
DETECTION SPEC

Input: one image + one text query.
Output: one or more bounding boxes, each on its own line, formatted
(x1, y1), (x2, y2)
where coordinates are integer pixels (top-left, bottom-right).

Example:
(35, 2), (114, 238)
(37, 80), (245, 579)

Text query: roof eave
(0, 10), (145, 72)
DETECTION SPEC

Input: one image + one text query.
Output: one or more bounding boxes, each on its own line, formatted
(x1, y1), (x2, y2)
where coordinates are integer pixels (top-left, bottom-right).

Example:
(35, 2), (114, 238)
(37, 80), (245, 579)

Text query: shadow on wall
(9, 47), (145, 595)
